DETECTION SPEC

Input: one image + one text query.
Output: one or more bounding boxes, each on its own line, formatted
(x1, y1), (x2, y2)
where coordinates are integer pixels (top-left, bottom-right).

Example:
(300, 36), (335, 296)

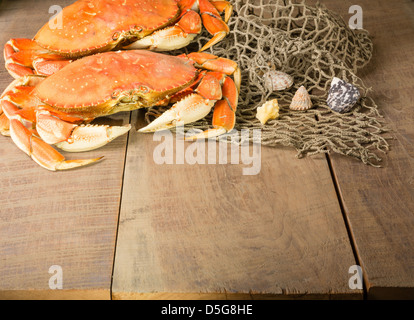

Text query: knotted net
(146, 0), (390, 166)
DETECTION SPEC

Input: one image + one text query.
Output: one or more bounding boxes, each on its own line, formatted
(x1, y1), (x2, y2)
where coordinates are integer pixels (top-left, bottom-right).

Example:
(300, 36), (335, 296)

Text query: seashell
(256, 99), (280, 125)
(289, 86), (312, 111)
(263, 70), (293, 92)
(327, 77), (361, 113)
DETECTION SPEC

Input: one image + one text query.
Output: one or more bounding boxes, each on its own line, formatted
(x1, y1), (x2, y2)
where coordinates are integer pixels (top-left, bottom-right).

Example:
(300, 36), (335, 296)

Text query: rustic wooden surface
(112, 111), (358, 300)
(316, 0), (414, 299)
(0, 0), (413, 300)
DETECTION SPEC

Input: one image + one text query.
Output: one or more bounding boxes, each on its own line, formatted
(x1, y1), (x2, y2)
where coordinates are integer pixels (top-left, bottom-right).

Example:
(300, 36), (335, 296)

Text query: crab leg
(197, 0), (230, 51)
(1, 75), (131, 170)
(8, 118), (102, 171)
(0, 114), (10, 136)
(30, 110), (130, 153)
(177, 0), (231, 52)
(210, 0), (233, 23)
(4, 40), (38, 78)
(2, 95), (101, 171)
(185, 52), (241, 92)
(1, 76), (37, 135)
(3, 106), (131, 170)
(186, 75), (237, 140)
(4, 39), (72, 79)
(1, 100), (37, 130)
(0, 75), (46, 136)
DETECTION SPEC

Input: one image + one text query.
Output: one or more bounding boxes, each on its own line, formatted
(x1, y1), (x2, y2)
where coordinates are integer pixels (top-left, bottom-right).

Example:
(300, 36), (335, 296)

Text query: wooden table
(0, 0), (413, 300)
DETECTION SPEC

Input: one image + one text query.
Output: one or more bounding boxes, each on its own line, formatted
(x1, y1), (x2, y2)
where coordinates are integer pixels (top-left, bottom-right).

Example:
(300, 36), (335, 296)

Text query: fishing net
(146, 0), (390, 166)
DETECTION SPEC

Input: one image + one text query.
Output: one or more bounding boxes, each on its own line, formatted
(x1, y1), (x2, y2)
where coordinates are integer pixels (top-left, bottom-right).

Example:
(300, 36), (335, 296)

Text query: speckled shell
(327, 77), (361, 113)
(256, 99), (280, 125)
(263, 70), (293, 92)
(289, 86), (312, 111)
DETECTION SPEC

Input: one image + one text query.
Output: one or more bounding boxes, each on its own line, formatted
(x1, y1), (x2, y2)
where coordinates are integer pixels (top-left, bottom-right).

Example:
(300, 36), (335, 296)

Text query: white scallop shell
(256, 99), (280, 125)
(263, 70), (293, 92)
(289, 86), (312, 111)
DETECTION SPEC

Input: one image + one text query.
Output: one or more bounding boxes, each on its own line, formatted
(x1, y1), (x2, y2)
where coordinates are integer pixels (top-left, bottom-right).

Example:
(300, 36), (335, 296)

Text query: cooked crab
(0, 50), (240, 171)
(4, 0), (233, 79)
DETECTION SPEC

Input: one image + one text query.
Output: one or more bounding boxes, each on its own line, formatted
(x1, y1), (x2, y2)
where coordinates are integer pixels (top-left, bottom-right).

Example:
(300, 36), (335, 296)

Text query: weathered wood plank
(315, 0), (414, 299)
(112, 110), (361, 300)
(0, 0), (129, 299)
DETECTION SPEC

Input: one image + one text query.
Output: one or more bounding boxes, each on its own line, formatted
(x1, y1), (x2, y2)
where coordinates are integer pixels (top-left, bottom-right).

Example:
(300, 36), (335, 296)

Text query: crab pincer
(139, 52), (240, 140)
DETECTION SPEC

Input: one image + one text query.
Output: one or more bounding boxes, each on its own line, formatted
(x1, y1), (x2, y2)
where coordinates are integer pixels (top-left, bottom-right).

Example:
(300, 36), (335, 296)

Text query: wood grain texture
(0, 0), (129, 300)
(112, 110), (360, 300)
(314, 0), (414, 299)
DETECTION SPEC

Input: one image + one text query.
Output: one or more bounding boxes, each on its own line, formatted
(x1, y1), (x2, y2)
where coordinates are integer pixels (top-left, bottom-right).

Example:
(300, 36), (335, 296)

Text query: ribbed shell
(289, 86), (312, 111)
(263, 70), (293, 92)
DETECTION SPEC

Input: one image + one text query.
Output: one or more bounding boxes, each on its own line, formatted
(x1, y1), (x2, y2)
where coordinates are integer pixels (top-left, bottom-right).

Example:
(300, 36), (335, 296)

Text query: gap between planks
(325, 153), (368, 300)
(110, 111), (133, 300)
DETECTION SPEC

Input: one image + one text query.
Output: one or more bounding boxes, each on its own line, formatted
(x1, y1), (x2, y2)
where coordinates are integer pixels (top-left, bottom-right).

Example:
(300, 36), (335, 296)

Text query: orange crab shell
(34, 50), (198, 118)
(34, 0), (180, 57)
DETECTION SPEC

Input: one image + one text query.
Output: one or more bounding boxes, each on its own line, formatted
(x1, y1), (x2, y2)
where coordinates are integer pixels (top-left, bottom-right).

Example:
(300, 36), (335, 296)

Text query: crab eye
(139, 85), (149, 94)
(112, 32), (121, 41)
(111, 89), (123, 99)
(134, 25), (143, 32)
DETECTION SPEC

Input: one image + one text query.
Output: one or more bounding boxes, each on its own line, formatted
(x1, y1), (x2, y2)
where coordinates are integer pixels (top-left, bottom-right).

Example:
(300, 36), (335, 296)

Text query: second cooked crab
(4, 0), (233, 79)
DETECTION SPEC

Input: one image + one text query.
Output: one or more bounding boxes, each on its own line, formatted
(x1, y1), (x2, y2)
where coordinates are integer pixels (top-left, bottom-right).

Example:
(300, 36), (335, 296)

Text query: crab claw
(9, 119), (102, 171)
(186, 75), (238, 140)
(55, 124), (132, 153)
(210, 0), (234, 23)
(140, 52), (239, 139)
(34, 110), (131, 152)
(126, 10), (201, 51)
(140, 74), (238, 141)
(139, 94), (215, 132)
(198, 0), (230, 52)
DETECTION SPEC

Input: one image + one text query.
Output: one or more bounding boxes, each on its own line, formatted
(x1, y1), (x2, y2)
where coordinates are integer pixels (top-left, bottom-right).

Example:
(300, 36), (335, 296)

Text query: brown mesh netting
(146, 0), (390, 166)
